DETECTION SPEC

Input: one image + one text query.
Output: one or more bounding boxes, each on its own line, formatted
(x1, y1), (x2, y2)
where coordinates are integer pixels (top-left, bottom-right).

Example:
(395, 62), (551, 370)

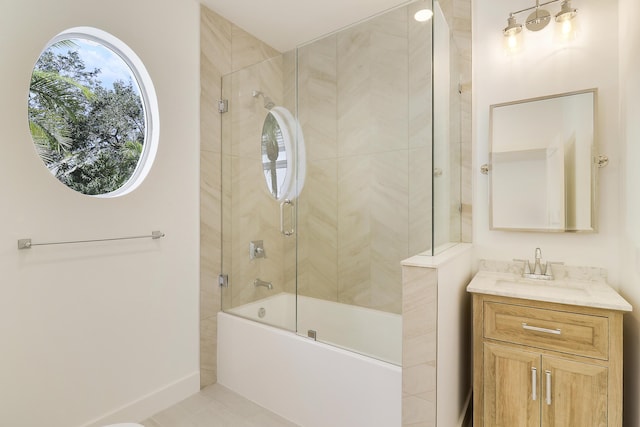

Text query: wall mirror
(488, 89), (600, 232)
(260, 106), (305, 201)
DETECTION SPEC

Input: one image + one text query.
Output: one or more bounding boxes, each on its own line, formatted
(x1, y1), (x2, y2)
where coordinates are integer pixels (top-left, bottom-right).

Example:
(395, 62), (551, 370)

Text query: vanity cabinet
(472, 294), (625, 427)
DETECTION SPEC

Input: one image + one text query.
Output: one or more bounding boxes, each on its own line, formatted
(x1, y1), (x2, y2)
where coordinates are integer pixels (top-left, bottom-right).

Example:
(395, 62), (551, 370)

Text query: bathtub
(218, 293), (402, 427)
(227, 292), (402, 364)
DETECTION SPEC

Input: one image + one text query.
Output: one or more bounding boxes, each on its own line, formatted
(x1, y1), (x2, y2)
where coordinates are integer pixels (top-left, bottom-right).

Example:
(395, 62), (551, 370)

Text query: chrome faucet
(533, 247), (543, 275)
(254, 278), (273, 290)
(514, 248), (560, 281)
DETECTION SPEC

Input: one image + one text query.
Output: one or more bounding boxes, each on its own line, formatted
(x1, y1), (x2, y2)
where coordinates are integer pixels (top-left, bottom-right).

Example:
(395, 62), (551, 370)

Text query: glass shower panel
(220, 55), (297, 331)
(432, 0), (464, 254)
(294, 1), (434, 364)
(217, 0), (468, 366)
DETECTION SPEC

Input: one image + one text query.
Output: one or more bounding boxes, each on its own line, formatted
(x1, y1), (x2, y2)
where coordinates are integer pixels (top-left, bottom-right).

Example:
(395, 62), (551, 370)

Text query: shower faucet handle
(250, 240), (266, 259)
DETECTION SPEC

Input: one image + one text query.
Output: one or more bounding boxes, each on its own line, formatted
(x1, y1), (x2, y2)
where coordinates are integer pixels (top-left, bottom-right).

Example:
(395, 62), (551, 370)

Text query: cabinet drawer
(484, 302), (609, 360)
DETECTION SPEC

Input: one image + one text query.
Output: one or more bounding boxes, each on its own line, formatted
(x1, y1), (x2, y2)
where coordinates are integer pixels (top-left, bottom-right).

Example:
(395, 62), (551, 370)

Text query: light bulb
(554, 6), (578, 42)
(414, 9), (434, 22)
(503, 15), (523, 53)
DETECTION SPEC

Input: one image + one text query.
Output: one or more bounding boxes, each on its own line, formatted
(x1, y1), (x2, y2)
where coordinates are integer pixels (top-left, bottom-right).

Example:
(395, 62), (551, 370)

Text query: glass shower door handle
(280, 199), (295, 236)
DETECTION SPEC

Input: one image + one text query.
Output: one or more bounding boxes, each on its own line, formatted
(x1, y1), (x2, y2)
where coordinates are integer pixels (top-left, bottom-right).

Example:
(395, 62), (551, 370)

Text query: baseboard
(78, 371), (200, 427)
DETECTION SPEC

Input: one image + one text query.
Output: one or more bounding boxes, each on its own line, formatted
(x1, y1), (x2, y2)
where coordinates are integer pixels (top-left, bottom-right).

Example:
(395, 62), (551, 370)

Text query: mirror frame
(488, 88), (598, 233)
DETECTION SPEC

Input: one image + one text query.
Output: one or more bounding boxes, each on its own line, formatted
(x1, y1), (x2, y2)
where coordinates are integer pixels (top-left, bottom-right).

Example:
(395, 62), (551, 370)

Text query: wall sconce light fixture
(503, 0), (578, 52)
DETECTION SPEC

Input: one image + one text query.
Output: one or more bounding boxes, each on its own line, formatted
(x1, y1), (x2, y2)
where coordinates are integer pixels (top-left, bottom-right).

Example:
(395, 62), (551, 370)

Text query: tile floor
(140, 384), (300, 427)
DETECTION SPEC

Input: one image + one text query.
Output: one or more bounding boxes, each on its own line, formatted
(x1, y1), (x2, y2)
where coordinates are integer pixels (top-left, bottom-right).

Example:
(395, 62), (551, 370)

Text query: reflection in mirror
(489, 89), (597, 232)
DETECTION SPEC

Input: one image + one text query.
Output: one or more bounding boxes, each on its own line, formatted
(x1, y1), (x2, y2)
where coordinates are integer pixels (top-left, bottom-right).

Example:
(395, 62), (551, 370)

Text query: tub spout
(254, 278), (273, 290)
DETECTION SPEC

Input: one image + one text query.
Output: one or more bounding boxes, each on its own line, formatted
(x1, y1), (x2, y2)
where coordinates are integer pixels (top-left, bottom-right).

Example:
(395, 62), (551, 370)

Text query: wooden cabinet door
(484, 343), (541, 427)
(541, 356), (608, 427)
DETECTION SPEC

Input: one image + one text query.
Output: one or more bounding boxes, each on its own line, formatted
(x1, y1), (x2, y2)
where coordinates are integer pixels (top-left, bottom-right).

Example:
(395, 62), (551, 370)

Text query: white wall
(618, 0), (640, 425)
(473, 0), (621, 280)
(0, 1), (201, 426)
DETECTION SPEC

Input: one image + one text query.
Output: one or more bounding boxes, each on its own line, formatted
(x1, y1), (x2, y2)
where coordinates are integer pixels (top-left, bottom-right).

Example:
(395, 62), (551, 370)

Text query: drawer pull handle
(531, 367), (537, 401)
(545, 370), (552, 405)
(522, 323), (561, 335)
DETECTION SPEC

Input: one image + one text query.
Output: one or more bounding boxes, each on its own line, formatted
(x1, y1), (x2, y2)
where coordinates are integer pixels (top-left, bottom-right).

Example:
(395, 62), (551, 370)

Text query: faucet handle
(513, 258), (532, 274)
(544, 261), (564, 276)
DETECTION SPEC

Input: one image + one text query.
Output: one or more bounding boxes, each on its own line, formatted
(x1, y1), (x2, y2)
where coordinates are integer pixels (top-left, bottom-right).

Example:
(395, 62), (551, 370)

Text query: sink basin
(495, 278), (590, 297)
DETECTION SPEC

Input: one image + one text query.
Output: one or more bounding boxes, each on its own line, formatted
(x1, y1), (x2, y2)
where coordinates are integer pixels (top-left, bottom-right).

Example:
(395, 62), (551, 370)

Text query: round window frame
(31, 26), (159, 198)
(260, 106), (306, 202)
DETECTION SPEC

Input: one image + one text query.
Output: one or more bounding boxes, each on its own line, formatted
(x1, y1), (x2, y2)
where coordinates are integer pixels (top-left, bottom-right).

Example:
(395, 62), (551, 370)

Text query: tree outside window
(28, 38), (147, 196)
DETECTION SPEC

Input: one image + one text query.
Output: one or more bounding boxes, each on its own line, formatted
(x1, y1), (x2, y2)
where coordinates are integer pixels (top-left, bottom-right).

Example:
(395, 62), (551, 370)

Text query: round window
(259, 106), (305, 201)
(27, 27), (158, 197)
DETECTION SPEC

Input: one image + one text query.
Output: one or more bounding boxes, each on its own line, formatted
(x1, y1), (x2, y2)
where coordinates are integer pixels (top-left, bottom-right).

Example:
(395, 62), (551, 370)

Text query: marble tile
(402, 263), (439, 427)
(403, 362), (437, 396)
(200, 316), (217, 373)
(337, 155), (372, 307)
(409, 148), (433, 255)
(201, 6), (232, 76)
(402, 395), (436, 426)
(229, 58), (283, 159)
(337, 10), (409, 157)
(200, 151), (221, 320)
(227, 154), (286, 307)
(408, 10), (432, 152)
(143, 384), (300, 427)
(297, 35), (338, 161)
(149, 395), (205, 426)
(402, 264), (437, 313)
(231, 25), (280, 72)
(282, 50), (296, 112)
(200, 7), (231, 154)
(200, 267), (218, 321)
(403, 331), (437, 368)
(297, 159), (339, 301)
(199, 369), (216, 389)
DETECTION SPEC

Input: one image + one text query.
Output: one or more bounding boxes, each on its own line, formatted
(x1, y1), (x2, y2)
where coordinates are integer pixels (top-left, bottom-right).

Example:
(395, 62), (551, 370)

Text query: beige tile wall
(296, 7), (435, 314)
(402, 264), (438, 425)
(200, 5), (280, 388)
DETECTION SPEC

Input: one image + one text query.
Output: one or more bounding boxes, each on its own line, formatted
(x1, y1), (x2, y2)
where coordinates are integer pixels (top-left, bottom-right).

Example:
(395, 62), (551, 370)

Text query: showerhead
(263, 97), (275, 110)
(252, 90), (275, 110)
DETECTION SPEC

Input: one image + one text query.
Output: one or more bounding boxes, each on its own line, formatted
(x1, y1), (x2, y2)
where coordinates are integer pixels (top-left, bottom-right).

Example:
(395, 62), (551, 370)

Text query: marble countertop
(467, 269), (632, 312)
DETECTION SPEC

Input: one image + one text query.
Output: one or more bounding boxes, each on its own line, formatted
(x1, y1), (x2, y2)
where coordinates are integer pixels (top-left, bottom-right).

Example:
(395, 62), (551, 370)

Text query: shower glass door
(220, 55), (298, 331)
(218, 0), (470, 365)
